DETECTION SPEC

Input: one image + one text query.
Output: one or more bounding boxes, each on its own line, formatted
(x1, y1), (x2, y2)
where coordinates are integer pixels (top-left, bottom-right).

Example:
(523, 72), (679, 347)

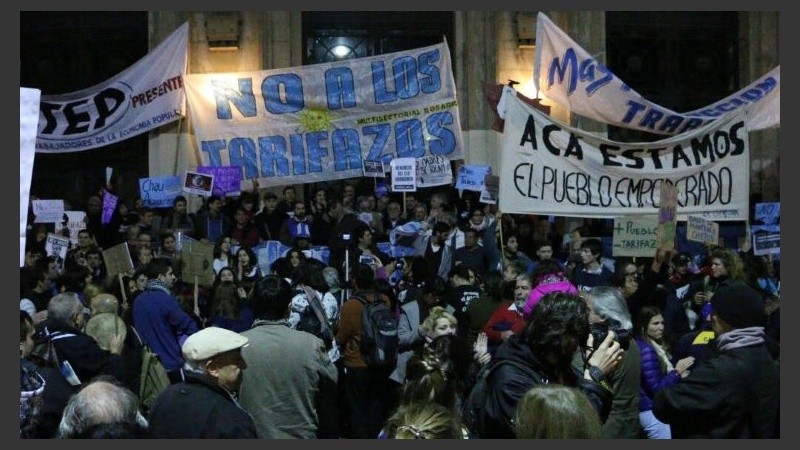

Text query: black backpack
(461, 359), (534, 438)
(353, 293), (398, 369)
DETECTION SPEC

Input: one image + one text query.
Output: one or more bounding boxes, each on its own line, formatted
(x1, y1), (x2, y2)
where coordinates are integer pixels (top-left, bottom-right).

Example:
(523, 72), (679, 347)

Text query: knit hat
(710, 282), (766, 328)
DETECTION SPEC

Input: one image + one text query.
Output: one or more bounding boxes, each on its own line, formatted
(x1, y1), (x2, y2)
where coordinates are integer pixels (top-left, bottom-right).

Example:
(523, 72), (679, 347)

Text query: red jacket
(483, 300), (527, 346)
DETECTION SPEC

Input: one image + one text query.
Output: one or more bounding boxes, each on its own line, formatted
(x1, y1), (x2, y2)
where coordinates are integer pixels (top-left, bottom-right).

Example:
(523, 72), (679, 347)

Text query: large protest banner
(497, 93), (749, 220)
(185, 41), (463, 187)
(35, 22), (188, 153)
(21, 87), (40, 266)
(533, 13), (779, 135)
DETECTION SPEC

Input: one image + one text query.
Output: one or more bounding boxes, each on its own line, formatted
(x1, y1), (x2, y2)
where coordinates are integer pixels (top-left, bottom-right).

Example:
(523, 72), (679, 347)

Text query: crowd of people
(19, 179), (780, 439)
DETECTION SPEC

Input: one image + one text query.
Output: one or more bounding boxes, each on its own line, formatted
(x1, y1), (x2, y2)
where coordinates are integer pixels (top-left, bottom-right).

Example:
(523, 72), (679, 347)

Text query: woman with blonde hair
(382, 402), (464, 439)
(514, 384), (603, 439)
(419, 306), (457, 340)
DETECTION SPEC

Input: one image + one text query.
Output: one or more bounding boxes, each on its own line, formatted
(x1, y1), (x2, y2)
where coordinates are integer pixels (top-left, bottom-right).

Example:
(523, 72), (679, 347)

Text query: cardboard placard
(612, 215), (658, 257)
(102, 242), (134, 279)
(686, 215), (719, 245)
(657, 181), (678, 251)
(182, 240), (215, 286)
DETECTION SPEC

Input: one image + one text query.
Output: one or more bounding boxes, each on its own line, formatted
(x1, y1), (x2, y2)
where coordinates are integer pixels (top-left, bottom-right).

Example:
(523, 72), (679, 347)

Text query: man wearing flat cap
(653, 281), (779, 438)
(147, 327), (257, 438)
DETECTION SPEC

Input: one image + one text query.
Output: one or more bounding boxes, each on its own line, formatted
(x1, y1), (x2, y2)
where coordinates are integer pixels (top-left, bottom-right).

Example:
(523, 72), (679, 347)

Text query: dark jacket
(482, 336), (613, 438)
(653, 343), (779, 438)
(46, 323), (128, 388)
(148, 372), (257, 438)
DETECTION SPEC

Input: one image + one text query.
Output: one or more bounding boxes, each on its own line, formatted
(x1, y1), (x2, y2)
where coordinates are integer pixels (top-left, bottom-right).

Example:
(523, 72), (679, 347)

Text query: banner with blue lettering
(497, 93), (750, 220)
(184, 41), (463, 188)
(533, 13), (779, 135)
(35, 22), (188, 153)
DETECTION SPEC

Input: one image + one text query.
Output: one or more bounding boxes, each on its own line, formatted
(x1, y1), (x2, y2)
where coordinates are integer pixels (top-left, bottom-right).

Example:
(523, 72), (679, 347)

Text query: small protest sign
(102, 190), (118, 225)
(416, 155), (452, 188)
(102, 242), (134, 279)
(139, 175), (182, 208)
(752, 230), (780, 256)
(390, 158), (417, 192)
(657, 182), (678, 251)
(363, 160), (385, 178)
(612, 215), (659, 257)
(182, 171), (215, 197)
(455, 165), (491, 191)
(45, 233), (70, 271)
(480, 174), (499, 204)
(754, 202), (780, 225)
(56, 211), (88, 247)
(32, 200), (65, 224)
(197, 165), (243, 197)
(686, 215), (719, 245)
(182, 240), (215, 286)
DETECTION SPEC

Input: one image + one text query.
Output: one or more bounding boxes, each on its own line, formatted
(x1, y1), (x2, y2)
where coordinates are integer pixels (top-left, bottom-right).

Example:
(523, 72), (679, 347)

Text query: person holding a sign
(687, 247), (746, 323)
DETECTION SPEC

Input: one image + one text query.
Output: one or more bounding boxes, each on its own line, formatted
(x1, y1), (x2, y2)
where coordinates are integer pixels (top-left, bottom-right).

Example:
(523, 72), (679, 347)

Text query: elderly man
(652, 282), (780, 438)
(147, 327), (256, 438)
(45, 292), (126, 387)
(56, 378), (148, 438)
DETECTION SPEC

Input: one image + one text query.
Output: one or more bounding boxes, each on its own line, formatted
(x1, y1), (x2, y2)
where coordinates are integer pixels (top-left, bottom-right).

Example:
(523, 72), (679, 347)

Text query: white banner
(498, 93), (749, 220)
(533, 13), (779, 135)
(20, 87), (40, 266)
(185, 41), (463, 188)
(35, 22), (188, 153)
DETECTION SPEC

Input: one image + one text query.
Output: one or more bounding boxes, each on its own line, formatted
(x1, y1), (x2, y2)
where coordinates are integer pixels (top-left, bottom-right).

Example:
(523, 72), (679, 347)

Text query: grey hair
(586, 286), (633, 331)
(57, 380), (148, 438)
(183, 358), (211, 374)
(322, 267), (340, 289)
(47, 292), (83, 328)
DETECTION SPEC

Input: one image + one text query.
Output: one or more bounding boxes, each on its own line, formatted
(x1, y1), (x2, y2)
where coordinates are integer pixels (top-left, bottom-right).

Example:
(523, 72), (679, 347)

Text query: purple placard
(197, 165), (243, 197)
(101, 190), (118, 225)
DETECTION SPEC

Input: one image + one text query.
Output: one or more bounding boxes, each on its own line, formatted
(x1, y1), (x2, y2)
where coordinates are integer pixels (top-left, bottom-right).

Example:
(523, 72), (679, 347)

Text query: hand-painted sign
(185, 41), (463, 187)
(498, 93), (749, 220)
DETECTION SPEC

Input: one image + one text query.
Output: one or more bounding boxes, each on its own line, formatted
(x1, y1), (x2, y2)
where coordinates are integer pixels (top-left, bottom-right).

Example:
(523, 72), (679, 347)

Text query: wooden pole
(193, 275), (201, 318)
(171, 114), (184, 176)
(117, 272), (128, 311)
